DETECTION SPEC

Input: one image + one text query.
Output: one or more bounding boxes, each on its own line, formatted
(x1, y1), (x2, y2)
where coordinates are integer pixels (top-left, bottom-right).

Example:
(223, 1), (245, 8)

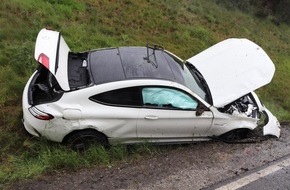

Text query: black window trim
(89, 86), (143, 108)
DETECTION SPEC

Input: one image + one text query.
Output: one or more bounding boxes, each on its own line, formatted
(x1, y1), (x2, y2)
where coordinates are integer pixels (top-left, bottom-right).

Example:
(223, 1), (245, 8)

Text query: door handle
(145, 115), (158, 120)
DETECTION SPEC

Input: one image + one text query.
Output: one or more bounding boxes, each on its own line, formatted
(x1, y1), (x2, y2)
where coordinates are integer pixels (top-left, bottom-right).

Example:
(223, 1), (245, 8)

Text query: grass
(0, 0), (290, 187)
(0, 138), (161, 187)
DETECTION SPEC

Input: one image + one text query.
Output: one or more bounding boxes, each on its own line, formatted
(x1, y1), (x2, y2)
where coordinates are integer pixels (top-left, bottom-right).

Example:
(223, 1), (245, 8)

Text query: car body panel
(187, 38), (275, 107)
(263, 109), (281, 137)
(207, 106), (259, 136)
(34, 28), (70, 91)
(22, 72), (44, 137)
(137, 108), (213, 138)
(78, 99), (140, 139)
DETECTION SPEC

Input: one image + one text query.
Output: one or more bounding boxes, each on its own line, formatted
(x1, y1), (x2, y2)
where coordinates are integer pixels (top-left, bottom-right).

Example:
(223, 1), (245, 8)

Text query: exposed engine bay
(218, 94), (259, 119)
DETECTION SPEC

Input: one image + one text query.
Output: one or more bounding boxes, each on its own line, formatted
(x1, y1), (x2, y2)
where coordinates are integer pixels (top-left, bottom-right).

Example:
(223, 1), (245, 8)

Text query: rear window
(89, 87), (142, 107)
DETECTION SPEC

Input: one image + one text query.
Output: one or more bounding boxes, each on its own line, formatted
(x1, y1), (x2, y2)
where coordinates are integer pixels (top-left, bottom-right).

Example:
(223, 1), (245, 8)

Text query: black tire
(219, 128), (250, 141)
(65, 130), (108, 152)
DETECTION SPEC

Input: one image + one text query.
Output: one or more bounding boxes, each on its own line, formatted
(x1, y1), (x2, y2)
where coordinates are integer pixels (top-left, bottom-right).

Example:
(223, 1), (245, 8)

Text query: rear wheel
(65, 130), (108, 151)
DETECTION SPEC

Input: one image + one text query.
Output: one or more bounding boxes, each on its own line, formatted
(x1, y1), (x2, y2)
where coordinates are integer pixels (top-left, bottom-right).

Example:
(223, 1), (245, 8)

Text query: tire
(219, 128), (250, 141)
(65, 130), (108, 151)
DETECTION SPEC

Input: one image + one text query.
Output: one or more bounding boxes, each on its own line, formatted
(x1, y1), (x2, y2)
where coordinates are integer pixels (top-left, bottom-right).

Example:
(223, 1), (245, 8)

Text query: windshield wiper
(143, 43), (163, 68)
(186, 63), (213, 105)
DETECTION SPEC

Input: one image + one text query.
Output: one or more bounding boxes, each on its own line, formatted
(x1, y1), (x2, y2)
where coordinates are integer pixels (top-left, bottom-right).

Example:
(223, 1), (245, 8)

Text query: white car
(22, 28), (280, 150)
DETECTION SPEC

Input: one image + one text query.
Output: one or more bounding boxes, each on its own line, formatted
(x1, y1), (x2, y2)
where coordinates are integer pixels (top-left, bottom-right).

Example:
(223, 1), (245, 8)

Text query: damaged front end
(218, 92), (280, 138)
(218, 93), (259, 119)
(251, 92), (281, 138)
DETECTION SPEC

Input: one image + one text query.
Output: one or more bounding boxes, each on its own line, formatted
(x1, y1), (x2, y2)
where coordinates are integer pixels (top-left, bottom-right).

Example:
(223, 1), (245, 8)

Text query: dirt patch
(8, 125), (290, 190)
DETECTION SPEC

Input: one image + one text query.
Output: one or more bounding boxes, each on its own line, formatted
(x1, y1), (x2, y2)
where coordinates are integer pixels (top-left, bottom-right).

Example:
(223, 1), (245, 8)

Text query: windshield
(162, 51), (212, 104)
(182, 63), (212, 104)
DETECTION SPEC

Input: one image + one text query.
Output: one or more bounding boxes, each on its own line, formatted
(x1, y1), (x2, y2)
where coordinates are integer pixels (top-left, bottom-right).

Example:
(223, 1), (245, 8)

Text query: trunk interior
(28, 65), (63, 105)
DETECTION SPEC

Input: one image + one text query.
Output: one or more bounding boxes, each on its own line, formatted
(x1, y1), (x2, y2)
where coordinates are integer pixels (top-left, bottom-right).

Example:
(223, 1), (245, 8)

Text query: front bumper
(263, 108), (281, 138)
(251, 92), (280, 138)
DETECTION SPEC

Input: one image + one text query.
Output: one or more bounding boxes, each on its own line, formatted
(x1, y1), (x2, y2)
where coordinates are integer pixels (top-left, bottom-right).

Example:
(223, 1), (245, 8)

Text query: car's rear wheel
(65, 130), (108, 151)
(219, 128), (250, 141)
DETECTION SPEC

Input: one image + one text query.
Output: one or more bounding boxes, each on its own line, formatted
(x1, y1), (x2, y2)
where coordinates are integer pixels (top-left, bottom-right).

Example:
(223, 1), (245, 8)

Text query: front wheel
(219, 128), (250, 141)
(65, 130), (108, 151)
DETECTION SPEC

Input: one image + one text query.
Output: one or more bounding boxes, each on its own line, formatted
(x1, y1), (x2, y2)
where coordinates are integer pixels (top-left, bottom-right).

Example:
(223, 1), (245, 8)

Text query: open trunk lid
(186, 38), (275, 108)
(34, 28), (70, 91)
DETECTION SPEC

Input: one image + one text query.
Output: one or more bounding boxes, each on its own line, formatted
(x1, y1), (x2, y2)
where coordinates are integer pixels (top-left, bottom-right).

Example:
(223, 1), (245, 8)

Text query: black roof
(88, 47), (185, 85)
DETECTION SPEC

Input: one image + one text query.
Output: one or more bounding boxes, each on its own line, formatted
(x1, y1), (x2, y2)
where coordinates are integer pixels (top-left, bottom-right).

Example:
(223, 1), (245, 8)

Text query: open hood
(34, 28), (70, 91)
(187, 38), (275, 108)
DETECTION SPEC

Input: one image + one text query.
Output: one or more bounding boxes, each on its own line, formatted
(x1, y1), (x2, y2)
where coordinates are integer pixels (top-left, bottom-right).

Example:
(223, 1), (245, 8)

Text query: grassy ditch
(0, 138), (160, 187)
(0, 0), (290, 186)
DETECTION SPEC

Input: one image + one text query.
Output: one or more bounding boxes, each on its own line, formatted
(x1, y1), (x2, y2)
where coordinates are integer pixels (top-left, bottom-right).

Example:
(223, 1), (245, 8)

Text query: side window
(90, 87), (142, 106)
(142, 87), (198, 110)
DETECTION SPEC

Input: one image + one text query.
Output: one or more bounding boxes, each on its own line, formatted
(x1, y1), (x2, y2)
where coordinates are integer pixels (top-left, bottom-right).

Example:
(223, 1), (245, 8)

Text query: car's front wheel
(64, 130), (108, 151)
(219, 128), (250, 141)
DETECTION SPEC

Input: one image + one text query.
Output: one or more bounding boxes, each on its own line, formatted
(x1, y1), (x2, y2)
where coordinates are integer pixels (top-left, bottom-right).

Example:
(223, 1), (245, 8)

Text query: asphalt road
(239, 164), (290, 190)
(207, 155), (290, 190)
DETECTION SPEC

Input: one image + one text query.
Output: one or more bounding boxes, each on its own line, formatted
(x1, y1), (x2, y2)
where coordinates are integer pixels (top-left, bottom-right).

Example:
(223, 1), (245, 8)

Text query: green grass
(0, 138), (161, 187)
(0, 0), (290, 186)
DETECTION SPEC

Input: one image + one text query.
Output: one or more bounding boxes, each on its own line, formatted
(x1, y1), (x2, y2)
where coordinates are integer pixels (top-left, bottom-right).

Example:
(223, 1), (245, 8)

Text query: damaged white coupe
(22, 28), (280, 150)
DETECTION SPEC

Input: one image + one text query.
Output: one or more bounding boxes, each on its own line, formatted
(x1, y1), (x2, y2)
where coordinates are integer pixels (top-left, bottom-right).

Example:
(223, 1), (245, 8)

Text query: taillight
(28, 107), (54, 120)
(37, 53), (49, 70)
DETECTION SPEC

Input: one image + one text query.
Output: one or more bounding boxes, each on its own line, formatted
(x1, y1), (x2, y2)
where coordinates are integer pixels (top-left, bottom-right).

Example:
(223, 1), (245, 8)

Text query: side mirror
(196, 102), (206, 116)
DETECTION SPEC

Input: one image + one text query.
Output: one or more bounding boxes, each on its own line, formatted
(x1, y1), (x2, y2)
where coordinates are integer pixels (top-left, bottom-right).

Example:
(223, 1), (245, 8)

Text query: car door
(137, 87), (213, 141)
